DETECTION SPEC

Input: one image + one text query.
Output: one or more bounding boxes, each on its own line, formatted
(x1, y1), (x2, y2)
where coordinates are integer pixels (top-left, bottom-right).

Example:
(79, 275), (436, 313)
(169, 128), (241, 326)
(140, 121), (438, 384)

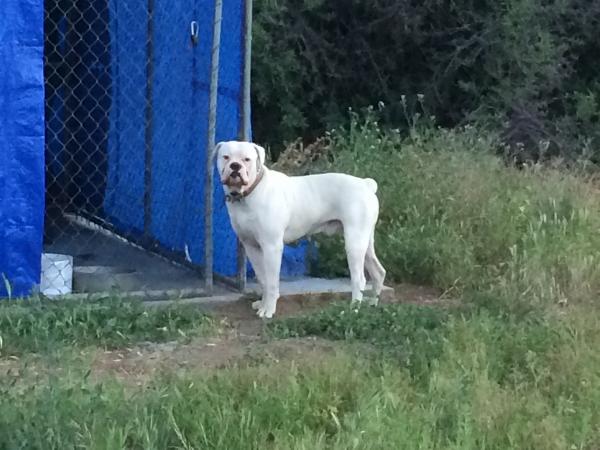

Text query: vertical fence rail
(236, 0), (253, 292)
(144, 0), (155, 238)
(204, 0), (224, 294)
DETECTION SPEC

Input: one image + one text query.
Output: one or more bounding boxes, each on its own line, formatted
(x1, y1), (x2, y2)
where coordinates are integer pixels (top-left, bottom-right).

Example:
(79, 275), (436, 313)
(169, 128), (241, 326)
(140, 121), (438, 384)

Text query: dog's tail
(364, 177), (378, 194)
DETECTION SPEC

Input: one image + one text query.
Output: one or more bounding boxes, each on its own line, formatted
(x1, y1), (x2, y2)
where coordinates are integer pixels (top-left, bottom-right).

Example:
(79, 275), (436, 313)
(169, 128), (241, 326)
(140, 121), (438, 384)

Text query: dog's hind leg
(344, 226), (370, 302)
(365, 231), (386, 296)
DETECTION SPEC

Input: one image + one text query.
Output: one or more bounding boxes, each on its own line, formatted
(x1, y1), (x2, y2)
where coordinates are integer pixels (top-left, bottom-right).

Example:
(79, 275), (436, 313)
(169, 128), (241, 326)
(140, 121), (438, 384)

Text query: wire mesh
(42, 0), (244, 300)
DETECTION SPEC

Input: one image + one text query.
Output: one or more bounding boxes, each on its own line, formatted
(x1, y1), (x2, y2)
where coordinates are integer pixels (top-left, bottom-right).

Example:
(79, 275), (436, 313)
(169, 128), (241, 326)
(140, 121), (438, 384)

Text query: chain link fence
(42, 0), (251, 300)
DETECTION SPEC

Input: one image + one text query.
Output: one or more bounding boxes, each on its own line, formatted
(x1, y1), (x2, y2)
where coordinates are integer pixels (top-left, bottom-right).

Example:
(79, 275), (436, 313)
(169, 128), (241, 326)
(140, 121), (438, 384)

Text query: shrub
(252, 0), (600, 161)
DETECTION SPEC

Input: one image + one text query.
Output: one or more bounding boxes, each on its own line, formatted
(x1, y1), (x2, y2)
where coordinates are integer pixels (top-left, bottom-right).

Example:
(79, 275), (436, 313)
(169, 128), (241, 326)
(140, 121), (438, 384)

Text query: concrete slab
(144, 277), (394, 308)
(247, 277), (393, 297)
(45, 214), (395, 305)
(44, 217), (231, 297)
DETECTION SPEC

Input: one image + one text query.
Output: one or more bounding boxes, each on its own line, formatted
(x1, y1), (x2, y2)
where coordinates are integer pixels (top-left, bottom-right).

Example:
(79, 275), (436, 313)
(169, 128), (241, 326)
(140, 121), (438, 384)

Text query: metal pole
(144, 0), (155, 238)
(205, 0), (223, 294)
(236, 0), (253, 292)
(242, 0), (253, 137)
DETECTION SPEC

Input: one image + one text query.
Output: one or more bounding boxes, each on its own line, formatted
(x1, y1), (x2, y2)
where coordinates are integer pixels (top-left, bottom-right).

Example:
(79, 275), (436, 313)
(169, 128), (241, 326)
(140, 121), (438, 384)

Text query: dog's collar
(225, 169), (265, 203)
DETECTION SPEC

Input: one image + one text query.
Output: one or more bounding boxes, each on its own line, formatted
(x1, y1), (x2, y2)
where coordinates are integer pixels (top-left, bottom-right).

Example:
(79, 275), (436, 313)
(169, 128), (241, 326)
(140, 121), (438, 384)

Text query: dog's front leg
(243, 242), (266, 311)
(256, 241), (283, 318)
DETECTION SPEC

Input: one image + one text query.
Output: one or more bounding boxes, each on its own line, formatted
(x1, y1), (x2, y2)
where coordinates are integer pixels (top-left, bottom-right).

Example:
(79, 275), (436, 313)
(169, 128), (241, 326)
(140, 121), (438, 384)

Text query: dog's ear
(253, 144), (266, 167)
(211, 142), (224, 163)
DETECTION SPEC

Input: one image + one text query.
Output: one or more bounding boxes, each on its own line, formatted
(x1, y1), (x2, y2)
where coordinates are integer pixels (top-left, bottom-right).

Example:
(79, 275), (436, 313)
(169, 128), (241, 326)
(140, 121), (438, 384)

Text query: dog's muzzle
(225, 168), (265, 202)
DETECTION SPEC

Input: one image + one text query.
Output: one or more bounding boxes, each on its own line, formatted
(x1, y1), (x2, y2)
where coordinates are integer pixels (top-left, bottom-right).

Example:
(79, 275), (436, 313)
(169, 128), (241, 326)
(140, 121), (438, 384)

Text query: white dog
(215, 140), (386, 318)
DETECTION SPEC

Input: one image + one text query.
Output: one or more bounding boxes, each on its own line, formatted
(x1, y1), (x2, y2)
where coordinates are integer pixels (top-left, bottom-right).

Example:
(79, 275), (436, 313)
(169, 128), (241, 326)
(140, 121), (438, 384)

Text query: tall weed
(311, 111), (600, 309)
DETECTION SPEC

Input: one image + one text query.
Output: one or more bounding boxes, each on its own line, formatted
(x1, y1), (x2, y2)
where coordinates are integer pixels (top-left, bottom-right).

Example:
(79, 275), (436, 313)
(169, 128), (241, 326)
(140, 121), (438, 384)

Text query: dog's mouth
(222, 171), (249, 188)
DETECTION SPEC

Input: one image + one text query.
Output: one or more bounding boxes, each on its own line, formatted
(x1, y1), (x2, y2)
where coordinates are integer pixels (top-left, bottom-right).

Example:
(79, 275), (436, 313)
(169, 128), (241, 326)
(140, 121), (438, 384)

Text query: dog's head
(214, 141), (266, 195)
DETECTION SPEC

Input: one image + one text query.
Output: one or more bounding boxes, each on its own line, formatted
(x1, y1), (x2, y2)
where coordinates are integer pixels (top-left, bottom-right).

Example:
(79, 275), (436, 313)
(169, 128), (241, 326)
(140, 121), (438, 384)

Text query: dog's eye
(223, 155), (229, 160)
(244, 157), (251, 162)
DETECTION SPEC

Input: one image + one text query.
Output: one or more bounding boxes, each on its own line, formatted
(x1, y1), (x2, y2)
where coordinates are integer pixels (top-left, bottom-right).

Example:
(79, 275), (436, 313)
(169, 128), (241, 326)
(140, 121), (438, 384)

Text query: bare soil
(91, 283), (443, 383)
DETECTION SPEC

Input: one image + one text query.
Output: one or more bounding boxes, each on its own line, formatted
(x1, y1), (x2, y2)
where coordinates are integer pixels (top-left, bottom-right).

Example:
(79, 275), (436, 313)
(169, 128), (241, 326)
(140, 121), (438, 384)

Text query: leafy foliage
(252, 0), (600, 161)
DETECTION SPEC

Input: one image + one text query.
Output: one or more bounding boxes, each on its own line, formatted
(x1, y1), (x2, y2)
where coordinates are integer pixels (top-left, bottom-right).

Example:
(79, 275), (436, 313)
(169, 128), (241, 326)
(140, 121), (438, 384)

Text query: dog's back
(283, 172), (379, 224)
(291, 172), (377, 195)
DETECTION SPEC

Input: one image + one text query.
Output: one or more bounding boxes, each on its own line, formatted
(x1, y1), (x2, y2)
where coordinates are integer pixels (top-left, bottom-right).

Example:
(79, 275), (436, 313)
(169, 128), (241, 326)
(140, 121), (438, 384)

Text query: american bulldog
(215, 140), (386, 318)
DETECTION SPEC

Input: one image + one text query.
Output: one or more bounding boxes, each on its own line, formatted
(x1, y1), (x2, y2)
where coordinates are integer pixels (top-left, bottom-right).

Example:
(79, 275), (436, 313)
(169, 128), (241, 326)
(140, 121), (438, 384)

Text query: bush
(252, 0), (600, 160)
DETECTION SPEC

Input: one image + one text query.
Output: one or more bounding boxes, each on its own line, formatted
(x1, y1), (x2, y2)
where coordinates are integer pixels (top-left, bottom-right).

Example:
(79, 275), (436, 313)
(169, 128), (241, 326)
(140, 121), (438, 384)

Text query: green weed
(0, 297), (215, 355)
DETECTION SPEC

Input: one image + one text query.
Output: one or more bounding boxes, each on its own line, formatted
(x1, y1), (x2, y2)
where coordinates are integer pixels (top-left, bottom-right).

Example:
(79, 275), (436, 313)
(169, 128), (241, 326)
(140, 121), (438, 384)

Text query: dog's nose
(229, 162), (242, 171)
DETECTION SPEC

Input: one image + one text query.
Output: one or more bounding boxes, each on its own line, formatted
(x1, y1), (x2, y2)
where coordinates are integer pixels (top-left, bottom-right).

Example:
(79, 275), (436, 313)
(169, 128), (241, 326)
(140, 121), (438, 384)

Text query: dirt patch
(211, 282), (443, 332)
(91, 283), (446, 382)
(1, 283), (447, 384)
(386, 283), (443, 305)
(91, 335), (344, 384)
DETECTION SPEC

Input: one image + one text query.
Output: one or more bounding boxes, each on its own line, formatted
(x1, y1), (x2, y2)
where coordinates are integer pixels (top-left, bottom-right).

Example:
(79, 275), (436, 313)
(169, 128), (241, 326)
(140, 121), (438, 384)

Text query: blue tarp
(0, 0), (46, 297)
(103, 0), (309, 278)
(104, 0), (243, 276)
(0, 0), (308, 298)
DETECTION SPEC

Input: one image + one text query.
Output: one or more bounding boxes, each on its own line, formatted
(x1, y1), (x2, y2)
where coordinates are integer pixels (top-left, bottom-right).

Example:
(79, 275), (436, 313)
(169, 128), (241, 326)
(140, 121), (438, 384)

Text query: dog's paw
(257, 304), (276, 319)
(251, 300), (262, 310)
(366, 296), (379, 306)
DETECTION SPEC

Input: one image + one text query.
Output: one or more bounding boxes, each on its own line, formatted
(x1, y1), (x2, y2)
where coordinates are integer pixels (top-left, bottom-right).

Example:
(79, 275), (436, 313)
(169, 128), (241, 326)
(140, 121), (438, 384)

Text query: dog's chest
(227, 203), (262, 241)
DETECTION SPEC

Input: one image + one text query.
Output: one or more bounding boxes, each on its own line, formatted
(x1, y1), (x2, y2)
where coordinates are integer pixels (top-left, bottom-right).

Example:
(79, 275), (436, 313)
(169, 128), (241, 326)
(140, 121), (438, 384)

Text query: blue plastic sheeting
(247, 240), (314, 279)
(148, 0), (242, 277)
(103, 0), (309, 278)
(1, 0), (308, 300)
(104, 0), (243, 276)
(104, 0), (150, 232)
(0, 0), (46, 297)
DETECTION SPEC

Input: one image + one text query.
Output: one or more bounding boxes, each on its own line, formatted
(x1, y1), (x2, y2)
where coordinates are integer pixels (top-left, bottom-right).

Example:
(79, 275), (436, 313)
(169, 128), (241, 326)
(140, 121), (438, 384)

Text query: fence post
(236, 0), (253, 292)
(205, 0), (223, 294)
(144, 0), (155, 238)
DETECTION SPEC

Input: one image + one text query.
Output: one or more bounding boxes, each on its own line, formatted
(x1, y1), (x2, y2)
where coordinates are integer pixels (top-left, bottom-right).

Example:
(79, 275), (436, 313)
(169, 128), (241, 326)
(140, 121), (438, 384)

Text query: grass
(0, 302), (598, 449)
(268, 301), (568, 386)
(266, 302), (600, 449)
(0, 297), (215, 355)
(2, 118), (600, 448)
(269, 302), (449, 380)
